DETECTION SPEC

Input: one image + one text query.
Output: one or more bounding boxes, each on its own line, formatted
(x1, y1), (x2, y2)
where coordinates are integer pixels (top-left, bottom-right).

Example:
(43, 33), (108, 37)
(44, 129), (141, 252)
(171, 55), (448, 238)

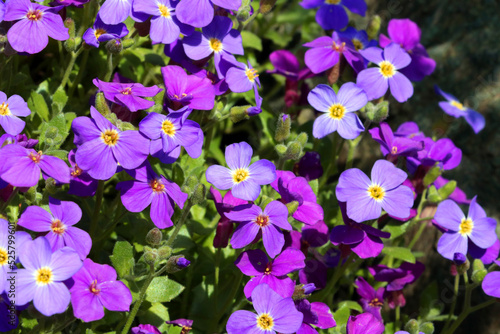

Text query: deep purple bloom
(295, 299), (336, 334)
(300, 0), (366, 31)
(183, 16), (243, 78)
(133, 0), (194, 45)
(434, 197), (497, 260)
(161, 65), (216, 110)
(70, 258), (132, 322)
(0, 144), (70, 187)
(346, 313), (384, 334)
(210, 187), (247, 248)
(206, 142), (276, 201)
(235, 248), (305, 298)
(5, 0), (69, 54)
(271, 170), (324, 225)
(338, 27), (377, 53)
(0, 293), (19, 332)
(225, 60), (261, 94)
(357, 43), (414, 102)
(336, 160), (414, 223)
(18, 197), (91, 260)
(93, 78), (162, 112)
(176, 257), (191, 269)
(394, 121), (425, 140)
(0, 133), (38, 149)
(0, 91), (31, 135)
(166, 319), (193, 333)
(67, 149), (98, 197)
(379, 19), (436, 82)
(71, 107), (149, 180)
(268, 50), (312, 81)
(299, 258), (328, 290)
(308, 83), (367, 139)
(287, 220), (329, 254)
(295, 151), (323, 181)
(83, 15), (129, 48)
(16, 237), (82, 316)
(51, 0), (91, 7)
(131, 324), (161, 334)
(407, 137), (462, 174)
(117, 161), (188, 229)
(369, 122), (424, 159)
(225, 201), (292, 258)
(482, 261), (500, 298)
(176, 0), (242, 28)
(226, 283), (303, 334)
(435, 85), (485, 133)
(355, 277), (385, 321)
(470, 239), (499, 265)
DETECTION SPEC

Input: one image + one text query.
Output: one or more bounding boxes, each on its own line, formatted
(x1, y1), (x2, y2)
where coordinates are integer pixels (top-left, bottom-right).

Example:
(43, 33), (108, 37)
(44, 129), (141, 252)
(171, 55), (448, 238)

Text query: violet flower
(407, 137), (462, 174)
(482, 261), (500, 298)
(338, 27), (377, 53)
(210, 187), (247, 248)
(131, 324), (161, 334)
(176, 0), (242, 28)
(300, 0), (366, 31)
(355, 277), (385, 321)
(295, 299), (336, 334)
(98, 0), (133, 25)
(166, 319), (193, 333)
(268, 50), (311, 81)
(67, 149), (98, 197)
(295, 151), (323, 181)
(369, 122), (424, 159)
(346, 313), (384, 334)
(83, 15), (129, 48)
(299, 258), (328, 290)
(225, 60), (261, 94)
(0, 91), (31, 135)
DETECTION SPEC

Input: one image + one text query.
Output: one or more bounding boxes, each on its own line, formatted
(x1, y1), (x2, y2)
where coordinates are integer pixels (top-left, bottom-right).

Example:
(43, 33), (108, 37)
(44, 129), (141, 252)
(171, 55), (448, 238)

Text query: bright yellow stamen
(121, 87), (133, 95)
(158, 4), (171, 17)
(209, 38), (223, 52)
(26, 9), (42, 21)
(256, 313), (274, 330)
(36, 267), (53, 286)
(0, 102), (11, 116)
(94, 28), (106, 40)
(391, 146), (398, 155)
(245, 68), (259, 82)
(352, 38), (363, 51)
(332, 41), (346, 52)
(161, 120), (176, 136)
(90, 279), (100, 294)
(0, 248), (7, 266)
(101, 129), (119, 146)
(379, 61), (396, 78)
(450, 100), (465, 110)
(232, 168), (249, 184)
(71, 165), (83, 177)
(255, 215), (269, 227)
(29, 151), (43, 163)
(150, 179), (165, 193)
(328, 104), (345, 120)
(369, 298), (383, 307)
(51, 219), (66, 235)
(367, 184), (385, 201)
(459, 218), (474, 236)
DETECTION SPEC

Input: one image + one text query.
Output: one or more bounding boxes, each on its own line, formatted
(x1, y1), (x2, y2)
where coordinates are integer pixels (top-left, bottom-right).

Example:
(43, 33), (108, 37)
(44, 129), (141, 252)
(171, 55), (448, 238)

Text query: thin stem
(103, 53), (114, 82)
(408, 188), (428, 250)
(395, 305), (401, 331)
(214, 247), (222, 312)
(444, 298), (496, 334)
(317, 253), (357, 303)
(58, 47), (84, 91)
(90, 180), (104, 239)
(444, 274), (460, 331)
(68, 49), (89, 98)
(165, 199), (193, 248)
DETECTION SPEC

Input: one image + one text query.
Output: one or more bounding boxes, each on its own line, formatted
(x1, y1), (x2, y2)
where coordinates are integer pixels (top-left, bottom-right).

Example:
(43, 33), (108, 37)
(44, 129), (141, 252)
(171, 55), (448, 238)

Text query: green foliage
(110, 241), (135, 279)
(145, 276), (185, 303)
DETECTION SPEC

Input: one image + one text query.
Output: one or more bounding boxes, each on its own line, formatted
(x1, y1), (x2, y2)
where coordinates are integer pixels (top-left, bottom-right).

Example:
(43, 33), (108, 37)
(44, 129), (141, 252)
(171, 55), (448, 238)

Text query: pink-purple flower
(346, 313), (384, 334)
(0, 91), (31, 136)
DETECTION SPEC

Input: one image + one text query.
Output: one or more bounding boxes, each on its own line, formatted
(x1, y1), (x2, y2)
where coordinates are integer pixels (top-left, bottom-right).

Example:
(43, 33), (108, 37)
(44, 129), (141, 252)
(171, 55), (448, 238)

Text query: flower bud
(176, 257), (191, 269)
(367, 15), (382, 40)
(181, 175), (199, 195)
(106, 39), (123, 54)
(45, 178), (58, 194)
(95, 92), (111, 116)
(437, 180), (456, 200)
(122, 38), (135, 49)
(237, 5), (252, 21)
(275, 114), (291, 142)
(286, 201), (299, 215)
(64, 18), (75, 38)
(230, 105), (250, 123)
(158, 245), (172, 260)
(146, 228), (163, 246)
(260, 0), (277, 14)
(144, 248), (159, 265)
(419, 322), (435, 334)
(165, 255), (189, 273)
(285, 142), (303, 160)
(296, 132), (308, 147)
(24, 186), (38, 204)
(292, 283), (316, 300)
(427, 185), (442, 203)
(365, 101), (389, 123)
(404, 319), (420, 334)
(64, 37), (77, 52)
(275, 144), (287, 156)
(423, 165), (442, 187)
(45, 126), (59, 140)
(472, 268), (488, 283)
(191, 183), (206, 205)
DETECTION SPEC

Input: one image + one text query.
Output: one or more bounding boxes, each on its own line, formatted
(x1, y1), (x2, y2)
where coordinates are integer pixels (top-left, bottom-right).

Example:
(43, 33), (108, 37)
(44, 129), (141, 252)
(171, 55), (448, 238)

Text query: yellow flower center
(328, 103), (346, 120)
(26, 9), (42, 21)
(332, 41), (346, 52)
(232, 168), (249, 184)
(0, 247), (7, 266)
(245, 68), (259, 82)
(369, 298), (383, 307)
(255, 215), (270, 227)
(367, 184), (385, 201)
(391, 146), (398, 155)
(0, 102), (11, 116)
(71, 165), (83, 177)
(51, 219), (66, 235)
(161, 120), (176, 136)
(459, 218), (474, 236)
(35, 267), (53, 286)
(256, 313), (274, 330)
(28, 151), (43, 163)
(94, 28), (106, 40)
(121, 87), (133, 95)
(101, 129), (119, 146)
(159, 4), (171, 17)
(450, 100), (465, 110)
(89, 279), (100, 294)
(379, 61), (396, 78)
(150, 179), (165, 193)
(352, 38), (363, 51)
(209, 38), (223, 52)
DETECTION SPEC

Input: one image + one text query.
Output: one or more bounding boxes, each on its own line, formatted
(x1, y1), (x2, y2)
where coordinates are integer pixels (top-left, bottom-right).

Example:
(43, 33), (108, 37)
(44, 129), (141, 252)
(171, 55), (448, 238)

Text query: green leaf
(138, 302), (170, 332)
(381, 246), (416, 264)
(241, 31), (262, 51)
(338, 300), (363, 313)
(38, 113), (70, 149)
(52, 87), (69, 113)
(110, 241), (135, 279)
(28, 91), (50, 122)
(309, 179), (319, 197)
(145, 276), (184, 303)
(333, 304), (351, 327)
(382, 220), (411, 239)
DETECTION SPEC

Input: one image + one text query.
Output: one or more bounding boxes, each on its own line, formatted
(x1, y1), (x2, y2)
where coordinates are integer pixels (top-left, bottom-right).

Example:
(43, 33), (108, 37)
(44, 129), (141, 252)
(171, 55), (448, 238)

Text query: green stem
(443, 274), (460, 331)
(317, 253), (357, 303)
(408, 188), (428, 250)
(58, 47), (84, 91)
(165, 199), (194, 247)
(214, 247), (222, 312)
(90, 180), (104, 239)
(103, 53), (114, 82)
(68, 49), (89, 98)
(444, 298), (496, 334)
(395, 305), (401, 331)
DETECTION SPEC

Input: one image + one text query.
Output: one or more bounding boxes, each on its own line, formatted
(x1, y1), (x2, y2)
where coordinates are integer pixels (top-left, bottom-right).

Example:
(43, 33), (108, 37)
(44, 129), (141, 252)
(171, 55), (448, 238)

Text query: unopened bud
(286, 201), (299, 215)
(419, 322), (435, 334)
(95, 92), (111, 116)
(118, 121), (135, 131)
(146, 228), (163, 246)
(275, 114), (291, 142)
(292, 283), (316, 300)
(45, 126), (58, 139)
(230, 105), (250, 123)
(191, 184), (206, 205)
(437, 180), (456, 200)
(285, 142), (302, 160)
(158, 246), (172, 260)
(296, 132), (308, 147)
(472, 268), (488, 283)
(176, 257), (191, 269)
(367, 15), (382, 40)
(365, 101), (389, 123)
(106, 39), (123, 54)
(64, 18), (75, 38)
(427, 185), (442, 203)
(181, 175), (199, 195)
(45, 178), (58, 194)
(275, 144), (287, 156)
(144, 248), (159, 265)
(404, 319), (420, 334)
(64, 37), (77, 52)
(260, 0), (277, 14)
(122, 38), (135, 49)
(423, 165), (442, 187)
(165, 255), (188, 273)
(236, 5), (252, 22)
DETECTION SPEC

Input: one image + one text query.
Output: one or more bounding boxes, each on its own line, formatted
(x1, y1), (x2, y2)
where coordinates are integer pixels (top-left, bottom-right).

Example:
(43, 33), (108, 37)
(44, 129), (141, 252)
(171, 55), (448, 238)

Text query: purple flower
(355, 277), (385, 321)
(71, 107), (149, 180)
(225, 201), (291, 258)
(482, 261), (500, 298)
(268, 50), (312, 81)
(0, 133), (38, 148)
(98, 0), (132, 25)
(287, 220), (329, 254)
(133, 0), (194, 45)
(225, 60), (261, 93)
(183, 16), (243, 78)
(176, 0), (242, 28)
(434, 197), (497, 260)
(16, 237), (82, 316)
(346, 313), (384, 334)
(206, 142), (276, 201)
(67, 149), (98, 197)
(82, 15), (129, 48)
(338, 27), (378, 53)
(117, 161), (188, 229)
(0, 91), (31, 135)
(295, 151), (323, 181)
(470, 239), (499, 265)
(17, 197), (91, 260)
(296, 299), (336, 334)
(52, 0), (91, 7)
(226, 283), (303, 334)
(93, 78), (162, 112)
(435, 85), (485, 134)
(210, 187), (247, 248)
(161, 65), (216, 110)
(308, 83), (367, 139)
(5, 0), (69, 54)
(336, 160), (414, 223)
(357, 43), (414, 102)
(300, 0), (366, 31)
(131, 324), (161, 334)
(379, 19), (436, 82)
(407, 137), (462, 174)
(369, 122), (424, 159)
(70, 258), (132, 322)
(166, 319), (193, 333)
(235, 248), (305, 298)
(0, 144), (70, 187)
(271, 170), (324, 225)
(299, 258), (328, 290)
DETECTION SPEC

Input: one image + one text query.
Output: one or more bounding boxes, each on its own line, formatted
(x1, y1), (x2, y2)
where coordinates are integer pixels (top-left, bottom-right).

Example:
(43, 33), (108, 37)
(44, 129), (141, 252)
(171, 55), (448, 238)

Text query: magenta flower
(210, 187), (247, 248)
(93, 78), (162, 112)
(5, 0), (69, 54)
(132, 324), (161, 334)
(434, 197), (497, 260)
(206, 142), (276, 201)
(176, 0), (242, 28)
(295, 299), (336, 334)
(16, 237), (82, 316)
(355, 277), (385, 321)
(336, 160), (414, 222)
(226, 283), (303, 334)
(0, 144), (70, 187)
(0, 91), (31, 135)
(346, 313), (384, 334)
(369, 122), (424, 159)
(235, 248), (305, 298)
(308, 83), (367, 139)
(18, 197), (91, 260)
(357, 43), (414, 102)
(83, 15), (129, 48)
(70, 258), (132, 322)
(300, 0), (366, 31)
(67, 149), (98, 197)
(225, 201), (292, 258)
(71, 107), (150, 180)
(116, 161), (188, 229)
(166, 319), (193, 332)
(268, 50), (312, 81)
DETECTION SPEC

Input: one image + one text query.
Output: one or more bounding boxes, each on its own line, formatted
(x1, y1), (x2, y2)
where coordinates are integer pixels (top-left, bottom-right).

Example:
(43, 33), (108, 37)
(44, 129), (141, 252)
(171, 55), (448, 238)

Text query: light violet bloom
(82, 15), (129, 48)
(0, 91), (31, 135)
(176, 0), (242, 28)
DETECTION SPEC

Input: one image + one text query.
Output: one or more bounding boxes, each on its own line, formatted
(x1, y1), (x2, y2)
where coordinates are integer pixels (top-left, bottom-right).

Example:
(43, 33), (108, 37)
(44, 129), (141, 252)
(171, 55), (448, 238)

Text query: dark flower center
(71, 165), (83, 177)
